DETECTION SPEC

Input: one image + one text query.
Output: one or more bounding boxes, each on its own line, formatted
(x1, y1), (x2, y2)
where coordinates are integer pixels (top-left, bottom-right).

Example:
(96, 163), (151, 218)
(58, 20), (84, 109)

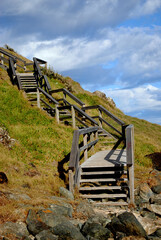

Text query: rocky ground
(0, 169), (161, 240)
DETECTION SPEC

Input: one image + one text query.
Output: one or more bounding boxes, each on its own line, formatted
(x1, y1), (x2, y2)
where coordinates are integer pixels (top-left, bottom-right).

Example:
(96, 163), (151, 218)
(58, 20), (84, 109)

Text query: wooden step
(79, 186), (128, 190)
(22, 85), (37, 87)
(80, 193), (127, 199)
(59, 114), (72, 120)
(93, 202), (128, 206)
(80, 178), (128, 183)
(18, 73), (34, 76)
(81, 171), (127, 175)
(21, 80), (36, 82)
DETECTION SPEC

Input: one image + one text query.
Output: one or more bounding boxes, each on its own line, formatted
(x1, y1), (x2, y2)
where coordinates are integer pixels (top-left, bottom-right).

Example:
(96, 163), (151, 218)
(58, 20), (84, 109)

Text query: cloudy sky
(1, 0), (161, 125)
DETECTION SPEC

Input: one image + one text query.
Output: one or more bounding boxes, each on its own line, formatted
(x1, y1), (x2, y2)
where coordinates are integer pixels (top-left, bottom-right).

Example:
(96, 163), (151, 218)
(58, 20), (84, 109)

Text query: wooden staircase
(17, 73), (37, 92)
(0, 48), (135, 205)
(69, 126), (135, 205)
(79, 150), (129, 204)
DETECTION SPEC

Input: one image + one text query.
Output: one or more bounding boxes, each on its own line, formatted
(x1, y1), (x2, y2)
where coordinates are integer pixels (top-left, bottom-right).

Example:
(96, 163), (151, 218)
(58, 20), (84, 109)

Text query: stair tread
(81, 171), (127, 175)
(80, 178), (128, 183)
(79, 186), (128, 190)
(21, 80), (36, 82)
(80, 193), (127, 198)
(18, 73), (34, 76)
(93, 202), (128, 206)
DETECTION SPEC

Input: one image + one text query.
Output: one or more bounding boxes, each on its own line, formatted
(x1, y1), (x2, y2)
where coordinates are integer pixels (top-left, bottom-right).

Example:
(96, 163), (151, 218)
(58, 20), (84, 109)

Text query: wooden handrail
(50, 88), (85, 107)
(33, 57), (43, 76)
(33, 57), (51, 92)
(93, 116), (122, 135)
(73, 104), (98, 126)
(69, 126), (99, 191)
(69, 126), (99, 169)
(82, 105), (125, 126)
(38, 87), (58, 104)
(0, 48), (26, 64)
(9, 57), (16, 77)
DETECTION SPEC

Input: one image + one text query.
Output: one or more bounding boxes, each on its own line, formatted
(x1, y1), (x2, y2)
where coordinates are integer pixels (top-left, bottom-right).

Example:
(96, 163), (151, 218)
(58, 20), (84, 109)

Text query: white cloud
(131, 0), (161, 17)
(1, 0), (161, 28)
(102, 84), (161, 113)
(10, 26), (161, 89)
(0, 0), (43, 15)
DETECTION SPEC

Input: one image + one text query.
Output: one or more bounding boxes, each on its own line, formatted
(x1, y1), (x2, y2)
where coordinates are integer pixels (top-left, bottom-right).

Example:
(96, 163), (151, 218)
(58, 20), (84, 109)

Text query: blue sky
(1, 0), (161, 125)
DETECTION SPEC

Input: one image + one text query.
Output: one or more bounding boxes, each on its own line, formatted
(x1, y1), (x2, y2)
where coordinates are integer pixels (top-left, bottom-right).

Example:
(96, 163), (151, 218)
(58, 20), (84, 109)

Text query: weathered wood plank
(75, 116), (89, 128)
(81, 170), (127, 175)
(79, 186), (126, 190)
(50, 88), (85, 106)
(126, 124), (134, 204)
(71, 106), (76, 129)
(80, 193), (127, 198)
(38, 87), (59, 104)
(69, 170), (74, 193)
(79, 127), (99, 135)
(79, 139), (98, 152)
(93, 202), (128, 206)
(99, 116), (122, 136)
(69, 130), (80, 168)
(80, 178), (128, 183)
(83, 134), (88, 161)
(73, 104), (99, 126)
(98, 105), (125, 126)
(37, 88), (40, 108)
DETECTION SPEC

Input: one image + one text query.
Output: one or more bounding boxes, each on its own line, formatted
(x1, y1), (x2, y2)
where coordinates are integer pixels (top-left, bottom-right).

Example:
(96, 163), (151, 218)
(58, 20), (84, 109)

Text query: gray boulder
(26, 210), (50, 236)
(146, 204), (161, 216)
(0, 221), (29, 238)
(35, 230), (58, 240)
(59, 187), (74, 200)
(150, 194), (161, 204)
(148, 228), (161, 240)
(37, 209), (68, 228)
(49, 204), (73, 217)
(139, 183), (154, 202)
(85, 213), (111, 227)
(76, 201), (95, 217)
(107, 211), (147, 237)
(81, 221), (113, 240)
(51, 221), (86, 240)
(152, 185), (161, 194)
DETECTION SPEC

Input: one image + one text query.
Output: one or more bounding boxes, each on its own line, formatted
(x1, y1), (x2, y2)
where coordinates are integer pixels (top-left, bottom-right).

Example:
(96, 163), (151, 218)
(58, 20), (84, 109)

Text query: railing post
(69, 169), (74, 193)
(17, 75), (22, 90)
(98, 108), (102, 127)
(90, 132), (95, 153)
(71, 106), (76, 129)
(63, 92), (67, 104)
(126, 125), (134, 205)
(37, 88), (41, 108)
(24, 62), (26, 71)
(83, 134), (88, 161)
(1, 54), (4, 65)
(55, 104), (60, 124)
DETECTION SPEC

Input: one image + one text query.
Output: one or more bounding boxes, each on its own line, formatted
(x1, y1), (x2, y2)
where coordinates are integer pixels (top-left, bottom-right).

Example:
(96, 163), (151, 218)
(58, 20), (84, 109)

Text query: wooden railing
(69, 124), (134, 202)
(0, 48), (28, 71)
(33, 57), (51, 93)
(50, 88), (98, 127)
(69, 126), (99, 192)
(82, 105), (126, 139)
(126, 124), (134, 204)
(50, 88), (85, 107)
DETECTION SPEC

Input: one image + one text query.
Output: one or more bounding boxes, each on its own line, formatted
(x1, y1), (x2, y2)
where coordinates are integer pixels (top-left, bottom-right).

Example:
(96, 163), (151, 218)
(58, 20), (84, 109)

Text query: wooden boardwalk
(81, 149), (127, 168)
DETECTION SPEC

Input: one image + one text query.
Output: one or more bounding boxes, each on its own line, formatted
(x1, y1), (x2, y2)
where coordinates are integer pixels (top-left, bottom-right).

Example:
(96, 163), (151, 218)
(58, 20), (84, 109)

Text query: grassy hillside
(0, 48), (161, 201)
